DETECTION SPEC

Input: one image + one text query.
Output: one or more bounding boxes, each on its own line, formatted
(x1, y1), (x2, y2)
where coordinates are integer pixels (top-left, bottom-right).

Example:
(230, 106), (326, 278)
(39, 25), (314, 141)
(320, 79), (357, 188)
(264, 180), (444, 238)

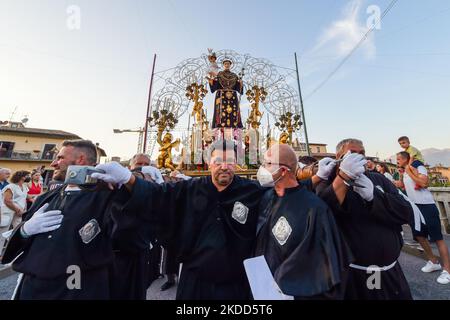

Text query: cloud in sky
(308, 0), (376, 60)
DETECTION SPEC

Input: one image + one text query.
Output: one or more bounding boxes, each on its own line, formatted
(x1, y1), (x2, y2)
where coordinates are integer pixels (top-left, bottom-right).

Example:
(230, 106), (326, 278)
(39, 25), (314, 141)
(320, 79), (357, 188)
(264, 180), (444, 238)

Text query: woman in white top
(376, 163), (395, 183)
(1, 170), (31, 228)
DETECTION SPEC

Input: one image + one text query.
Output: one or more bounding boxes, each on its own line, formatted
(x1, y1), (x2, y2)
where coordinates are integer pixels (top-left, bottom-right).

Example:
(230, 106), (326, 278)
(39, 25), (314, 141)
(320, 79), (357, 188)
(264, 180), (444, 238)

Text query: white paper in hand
(243, 255), (293, 300)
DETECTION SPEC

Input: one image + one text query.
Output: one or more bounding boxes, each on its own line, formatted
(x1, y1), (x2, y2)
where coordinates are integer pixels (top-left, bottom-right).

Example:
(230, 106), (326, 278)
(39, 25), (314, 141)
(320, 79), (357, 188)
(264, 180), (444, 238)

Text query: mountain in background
(388, 148), (450, 166)
(421, 148), (450, 166)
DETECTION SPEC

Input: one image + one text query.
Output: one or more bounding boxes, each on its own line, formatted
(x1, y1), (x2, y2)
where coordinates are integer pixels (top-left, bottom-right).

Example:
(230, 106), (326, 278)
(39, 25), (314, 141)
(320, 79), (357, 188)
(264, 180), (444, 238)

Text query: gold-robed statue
(157, 129), (180, 171)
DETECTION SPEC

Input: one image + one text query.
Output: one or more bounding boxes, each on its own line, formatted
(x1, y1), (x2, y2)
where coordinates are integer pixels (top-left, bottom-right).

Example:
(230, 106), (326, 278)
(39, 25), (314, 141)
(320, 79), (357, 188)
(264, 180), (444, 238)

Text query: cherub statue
(206, 48), (219, 80)
(157, 130), (181, 171)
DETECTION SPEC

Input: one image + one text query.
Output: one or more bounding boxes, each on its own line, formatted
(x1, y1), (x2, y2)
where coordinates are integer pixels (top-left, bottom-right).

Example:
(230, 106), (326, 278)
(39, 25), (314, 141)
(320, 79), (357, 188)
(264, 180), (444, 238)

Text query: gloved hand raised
(339, 151), (367, 180)
(316, 158), (336, 180)
(142, 166), (164, 184)
(92, 162), (132, 187)
(353, 174), (374, 202)
(22, 203), (63, 237)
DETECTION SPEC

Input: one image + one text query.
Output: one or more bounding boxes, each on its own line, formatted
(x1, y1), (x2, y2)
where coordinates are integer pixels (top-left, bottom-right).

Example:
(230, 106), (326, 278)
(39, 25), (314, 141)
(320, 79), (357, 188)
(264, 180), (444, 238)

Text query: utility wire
(304, 0), (399, 101)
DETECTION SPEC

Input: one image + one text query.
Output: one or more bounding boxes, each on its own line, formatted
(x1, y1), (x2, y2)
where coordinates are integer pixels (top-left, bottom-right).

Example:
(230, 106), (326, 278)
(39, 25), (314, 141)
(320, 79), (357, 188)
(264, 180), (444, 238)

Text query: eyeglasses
(210, 158), (236, 165)
(261, 161), (291, 171)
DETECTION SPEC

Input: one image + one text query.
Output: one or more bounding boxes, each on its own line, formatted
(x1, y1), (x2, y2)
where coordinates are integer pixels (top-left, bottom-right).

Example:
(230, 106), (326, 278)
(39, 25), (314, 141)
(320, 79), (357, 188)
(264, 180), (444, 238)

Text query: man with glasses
(94, 140), (265, 300)
(312, 138), (414, 300)
(95, 141), (353, 300)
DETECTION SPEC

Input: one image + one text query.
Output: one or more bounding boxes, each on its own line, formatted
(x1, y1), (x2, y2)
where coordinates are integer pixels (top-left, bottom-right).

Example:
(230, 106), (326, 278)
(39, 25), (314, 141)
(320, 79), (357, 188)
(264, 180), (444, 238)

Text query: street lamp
(113, 128), (145, 153)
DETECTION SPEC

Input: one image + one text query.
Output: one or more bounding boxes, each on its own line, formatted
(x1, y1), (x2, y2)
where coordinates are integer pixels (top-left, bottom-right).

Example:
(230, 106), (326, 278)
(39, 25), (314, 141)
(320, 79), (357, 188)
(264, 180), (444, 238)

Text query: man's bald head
(266, 144), (298, 172)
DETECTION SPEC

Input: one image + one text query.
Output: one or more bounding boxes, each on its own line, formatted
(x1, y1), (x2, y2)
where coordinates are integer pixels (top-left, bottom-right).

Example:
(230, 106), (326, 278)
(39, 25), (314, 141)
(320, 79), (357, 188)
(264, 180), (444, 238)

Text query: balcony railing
(0, 150), (55, 161)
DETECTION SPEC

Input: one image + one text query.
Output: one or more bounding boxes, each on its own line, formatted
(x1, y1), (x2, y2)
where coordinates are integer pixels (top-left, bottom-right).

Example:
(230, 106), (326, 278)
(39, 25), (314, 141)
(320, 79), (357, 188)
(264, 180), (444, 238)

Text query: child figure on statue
(206, 48), (219, 80)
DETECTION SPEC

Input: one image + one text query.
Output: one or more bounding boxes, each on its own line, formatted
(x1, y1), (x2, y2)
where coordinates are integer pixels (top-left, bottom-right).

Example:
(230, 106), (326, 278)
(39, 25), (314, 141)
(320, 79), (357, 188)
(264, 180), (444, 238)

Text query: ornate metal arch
(150, 50), (301, 118)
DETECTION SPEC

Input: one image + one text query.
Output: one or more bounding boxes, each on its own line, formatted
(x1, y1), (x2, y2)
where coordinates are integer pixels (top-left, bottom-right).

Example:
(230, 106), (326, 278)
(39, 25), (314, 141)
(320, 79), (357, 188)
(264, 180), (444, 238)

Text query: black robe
(1, 185), (135, 300)
(209, 71), (243, 128)
(110, 223), (155, 299)
(254, 185), (353, 299)
(316, 172), (414, 300)
(118, 175), (265, 300)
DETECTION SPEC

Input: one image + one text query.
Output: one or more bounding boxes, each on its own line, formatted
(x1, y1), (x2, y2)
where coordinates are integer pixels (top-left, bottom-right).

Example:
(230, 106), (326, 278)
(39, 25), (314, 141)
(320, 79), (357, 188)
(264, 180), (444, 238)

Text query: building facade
(0, 121), (81, 174)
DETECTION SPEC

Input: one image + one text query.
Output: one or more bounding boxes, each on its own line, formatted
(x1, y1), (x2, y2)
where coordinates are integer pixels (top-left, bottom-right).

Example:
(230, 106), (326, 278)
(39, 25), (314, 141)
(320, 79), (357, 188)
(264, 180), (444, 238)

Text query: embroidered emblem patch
(272, 216), (292, 246)
(79, 219), (101, 244)
(232, 201), (249, 224)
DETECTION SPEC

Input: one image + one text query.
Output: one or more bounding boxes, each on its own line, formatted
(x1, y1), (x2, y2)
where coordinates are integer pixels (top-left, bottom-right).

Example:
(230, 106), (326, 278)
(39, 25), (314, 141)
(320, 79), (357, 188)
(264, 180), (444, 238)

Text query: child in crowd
(398, 136), (425, 190)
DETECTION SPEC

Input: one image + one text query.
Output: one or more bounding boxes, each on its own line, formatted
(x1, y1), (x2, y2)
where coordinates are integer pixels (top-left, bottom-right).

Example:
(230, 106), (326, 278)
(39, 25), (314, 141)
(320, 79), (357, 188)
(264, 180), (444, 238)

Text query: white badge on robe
(272, 216), (292, 246)
(232, 201), (249, 224)
(79, 219), (101, 244)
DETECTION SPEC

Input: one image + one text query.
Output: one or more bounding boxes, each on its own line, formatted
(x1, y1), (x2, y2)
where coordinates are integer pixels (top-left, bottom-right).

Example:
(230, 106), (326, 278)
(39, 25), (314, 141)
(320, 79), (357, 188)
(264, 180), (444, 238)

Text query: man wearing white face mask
(252, 144), (352, 299)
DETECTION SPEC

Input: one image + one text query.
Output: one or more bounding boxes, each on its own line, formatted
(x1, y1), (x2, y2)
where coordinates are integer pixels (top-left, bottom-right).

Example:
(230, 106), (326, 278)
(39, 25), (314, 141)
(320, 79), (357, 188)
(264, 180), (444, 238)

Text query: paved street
(398, 252), (450, 300)
(0, 273), (18, 300)
(1, 252), (448, 300)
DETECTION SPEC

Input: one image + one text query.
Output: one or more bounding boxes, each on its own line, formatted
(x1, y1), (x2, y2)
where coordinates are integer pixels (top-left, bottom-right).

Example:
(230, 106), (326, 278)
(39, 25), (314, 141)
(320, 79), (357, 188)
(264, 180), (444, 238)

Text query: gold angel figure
(157, 129), (180, 171)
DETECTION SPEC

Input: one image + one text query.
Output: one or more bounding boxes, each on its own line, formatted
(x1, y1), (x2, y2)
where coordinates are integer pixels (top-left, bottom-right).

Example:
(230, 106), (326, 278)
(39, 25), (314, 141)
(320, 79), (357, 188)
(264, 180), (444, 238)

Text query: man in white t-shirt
(397, 151), (450, 284)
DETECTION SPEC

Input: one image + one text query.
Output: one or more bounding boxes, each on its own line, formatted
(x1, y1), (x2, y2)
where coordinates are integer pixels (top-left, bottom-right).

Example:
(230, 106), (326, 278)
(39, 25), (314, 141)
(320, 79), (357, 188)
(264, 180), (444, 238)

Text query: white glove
(175, 173), (192, 181)
(141, 166), (164, 184)
(353, 174), (374, 201)
(91, 162), (132, 186)
(339, 151), (367, 180)
(316, 158), (336, 180)
(22, 203), (63, 237)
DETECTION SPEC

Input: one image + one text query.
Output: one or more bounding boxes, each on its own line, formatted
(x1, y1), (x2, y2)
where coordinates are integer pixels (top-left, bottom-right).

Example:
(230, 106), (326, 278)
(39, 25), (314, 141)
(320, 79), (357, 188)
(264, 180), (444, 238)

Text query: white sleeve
(2, 184), (14, 195)
(418, 166), (428, 175)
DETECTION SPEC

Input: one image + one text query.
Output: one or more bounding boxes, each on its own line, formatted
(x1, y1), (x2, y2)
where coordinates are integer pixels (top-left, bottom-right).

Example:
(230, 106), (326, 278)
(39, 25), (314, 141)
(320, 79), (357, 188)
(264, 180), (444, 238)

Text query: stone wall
(430, 187), (450, 234)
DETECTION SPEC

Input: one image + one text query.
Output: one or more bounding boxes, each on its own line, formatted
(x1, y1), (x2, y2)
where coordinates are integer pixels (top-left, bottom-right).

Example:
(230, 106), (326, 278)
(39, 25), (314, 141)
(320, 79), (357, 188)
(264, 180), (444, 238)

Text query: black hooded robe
(118, 175), (265, 300)
(316, 172), (414, 300)
(254, 185), (353, 299)
(1, 185), (132, 299)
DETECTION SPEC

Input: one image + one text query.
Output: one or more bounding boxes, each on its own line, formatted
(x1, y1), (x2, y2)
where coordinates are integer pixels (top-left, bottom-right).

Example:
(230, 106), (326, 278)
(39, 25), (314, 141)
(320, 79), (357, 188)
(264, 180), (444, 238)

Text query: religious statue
(208, 58), (243, 129)
(157, 129), (180, 171)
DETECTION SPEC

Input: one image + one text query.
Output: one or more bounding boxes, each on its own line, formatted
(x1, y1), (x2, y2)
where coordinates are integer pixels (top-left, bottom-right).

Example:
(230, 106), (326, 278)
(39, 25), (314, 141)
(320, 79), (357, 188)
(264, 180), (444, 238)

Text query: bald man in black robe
(253, 144), (352, 299)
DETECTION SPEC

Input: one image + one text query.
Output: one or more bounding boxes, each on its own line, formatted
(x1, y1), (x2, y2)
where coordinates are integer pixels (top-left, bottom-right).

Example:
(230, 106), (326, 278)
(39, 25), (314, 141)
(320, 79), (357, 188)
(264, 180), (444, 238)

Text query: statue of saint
(208, 58), (243, 129)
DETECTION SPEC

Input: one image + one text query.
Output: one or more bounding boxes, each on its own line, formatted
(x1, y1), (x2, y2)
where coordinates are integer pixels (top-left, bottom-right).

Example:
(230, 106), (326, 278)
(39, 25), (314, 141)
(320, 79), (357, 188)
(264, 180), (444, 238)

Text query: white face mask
(257, 166), (282, 187)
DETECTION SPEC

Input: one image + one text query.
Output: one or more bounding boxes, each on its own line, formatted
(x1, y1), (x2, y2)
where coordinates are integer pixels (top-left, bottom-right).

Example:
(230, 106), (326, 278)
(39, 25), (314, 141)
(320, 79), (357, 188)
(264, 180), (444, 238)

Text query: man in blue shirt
(0, 168), (11, 190)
